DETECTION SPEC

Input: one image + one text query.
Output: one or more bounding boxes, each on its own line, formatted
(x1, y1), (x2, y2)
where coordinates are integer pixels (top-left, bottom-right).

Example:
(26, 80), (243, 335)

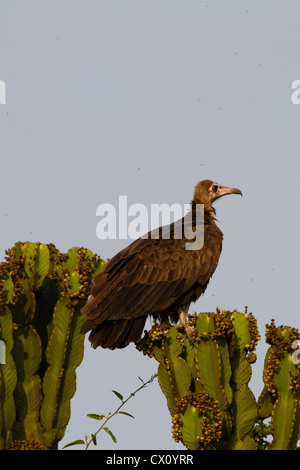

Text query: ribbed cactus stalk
(0, 242), (104, 450)
(138, 309), (300, 450)
(258, 320), (300, 450)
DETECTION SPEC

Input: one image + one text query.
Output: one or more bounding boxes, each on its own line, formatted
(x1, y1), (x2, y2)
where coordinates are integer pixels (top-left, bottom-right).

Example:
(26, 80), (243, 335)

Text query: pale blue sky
(1, 1), (300, 450)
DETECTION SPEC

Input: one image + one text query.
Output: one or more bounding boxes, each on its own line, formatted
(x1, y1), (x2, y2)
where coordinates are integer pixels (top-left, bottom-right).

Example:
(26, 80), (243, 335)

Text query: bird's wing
(81, 228), (220, 331)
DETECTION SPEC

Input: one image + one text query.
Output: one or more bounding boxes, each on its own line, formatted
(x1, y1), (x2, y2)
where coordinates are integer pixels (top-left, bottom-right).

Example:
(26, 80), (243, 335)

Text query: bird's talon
(174, 323), (184, 331)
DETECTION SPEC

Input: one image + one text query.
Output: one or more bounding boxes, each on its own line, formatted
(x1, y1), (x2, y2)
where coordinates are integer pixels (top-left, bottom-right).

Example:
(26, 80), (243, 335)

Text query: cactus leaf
(23, 243), (50, 289)
(40, 298), (85, 447)
(273, 351), (296, 394)
(196, 313), (215, 336)
(156, 327), (191, 412)
(23, 242), (38, 283)
(269, 394), (297, 450)
(231, 312), (251, 351)
(34, 244), (50, 290)
(158, 363), (176, 415)
(0, 307), (17, 449)
(63, 247), (81, 272)
(9, 277), (36, 328)
(233, 434), (257, 450)
(257, 386), (273, 419)
(53, 304), (86, 440)
(195, 338), (220, 394)
(157, 353), (191, 415)
(232, 385), (257, 439)
(173, 357), (192, 397)
(180, 404), (203, 450)
(0, 275), (14, 306)
(33, 277), (59, 375)
(152, 345), (165, 364)
(218, 338), (232, 405)
(231, 350), (252, 390)
(289, 400), (300, 450)
(165, 327), (183, 362)
(195, 338), (227, 409)
(11, 325), (43, 442)
(69, 271), (80, 295)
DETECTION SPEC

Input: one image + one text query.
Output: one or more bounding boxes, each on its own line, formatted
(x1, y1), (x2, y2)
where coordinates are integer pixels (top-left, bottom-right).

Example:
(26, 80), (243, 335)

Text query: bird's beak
(208, 182), (243, 203)
(210, 185), (243, 203)
(220, 186), (243, 197)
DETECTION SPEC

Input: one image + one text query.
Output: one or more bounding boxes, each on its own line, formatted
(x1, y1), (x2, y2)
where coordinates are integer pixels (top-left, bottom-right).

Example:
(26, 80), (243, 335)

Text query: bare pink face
(208, 182), (242, 203)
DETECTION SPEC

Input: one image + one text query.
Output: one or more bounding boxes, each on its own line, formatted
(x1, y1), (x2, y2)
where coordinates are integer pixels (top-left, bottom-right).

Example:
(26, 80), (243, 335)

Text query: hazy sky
(1, 1), (300, 450)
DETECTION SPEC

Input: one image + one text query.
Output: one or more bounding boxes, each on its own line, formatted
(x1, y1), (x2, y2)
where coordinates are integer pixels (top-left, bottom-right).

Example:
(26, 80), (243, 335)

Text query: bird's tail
(86, 317), (146, 350)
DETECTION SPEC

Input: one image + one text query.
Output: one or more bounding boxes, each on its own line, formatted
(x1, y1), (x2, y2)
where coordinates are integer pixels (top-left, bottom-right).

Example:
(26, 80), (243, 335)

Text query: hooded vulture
(81, 179), (242, 349)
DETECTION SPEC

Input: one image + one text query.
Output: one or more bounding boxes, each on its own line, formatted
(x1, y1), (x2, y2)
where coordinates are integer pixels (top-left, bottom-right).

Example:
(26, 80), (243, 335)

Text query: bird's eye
(212, 185), (218, 192)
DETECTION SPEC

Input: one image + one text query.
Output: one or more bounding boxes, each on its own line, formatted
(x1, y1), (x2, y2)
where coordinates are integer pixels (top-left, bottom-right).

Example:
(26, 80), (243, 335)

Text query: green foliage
(63, 374), (157, 450)
(0, 241), (104, 450)
(138, 308), (300, 450)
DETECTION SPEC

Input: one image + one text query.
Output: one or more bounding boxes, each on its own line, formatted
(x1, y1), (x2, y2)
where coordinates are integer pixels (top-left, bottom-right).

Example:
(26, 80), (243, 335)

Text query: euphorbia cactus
(137, 309), (300, 450)
(0, 242), (104, 450)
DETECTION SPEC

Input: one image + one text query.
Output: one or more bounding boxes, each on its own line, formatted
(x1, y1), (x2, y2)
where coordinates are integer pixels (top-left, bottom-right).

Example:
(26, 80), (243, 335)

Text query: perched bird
(81, 180), (242, 349)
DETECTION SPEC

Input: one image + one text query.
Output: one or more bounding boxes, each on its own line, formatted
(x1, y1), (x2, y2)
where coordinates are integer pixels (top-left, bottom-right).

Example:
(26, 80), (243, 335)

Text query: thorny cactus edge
(137, 308), (300, 450)
(0, 241), (104, 450)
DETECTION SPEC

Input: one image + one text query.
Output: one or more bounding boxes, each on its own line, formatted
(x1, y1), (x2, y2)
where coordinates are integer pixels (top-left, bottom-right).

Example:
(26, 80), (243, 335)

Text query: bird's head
(193, 179), (242, 215)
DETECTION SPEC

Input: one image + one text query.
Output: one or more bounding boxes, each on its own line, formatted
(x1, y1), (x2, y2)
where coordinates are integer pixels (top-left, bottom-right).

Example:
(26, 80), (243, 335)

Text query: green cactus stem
(138, 309), (300, 450)
(261, 320), (300, 450)
(0, 242), (104, 450)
